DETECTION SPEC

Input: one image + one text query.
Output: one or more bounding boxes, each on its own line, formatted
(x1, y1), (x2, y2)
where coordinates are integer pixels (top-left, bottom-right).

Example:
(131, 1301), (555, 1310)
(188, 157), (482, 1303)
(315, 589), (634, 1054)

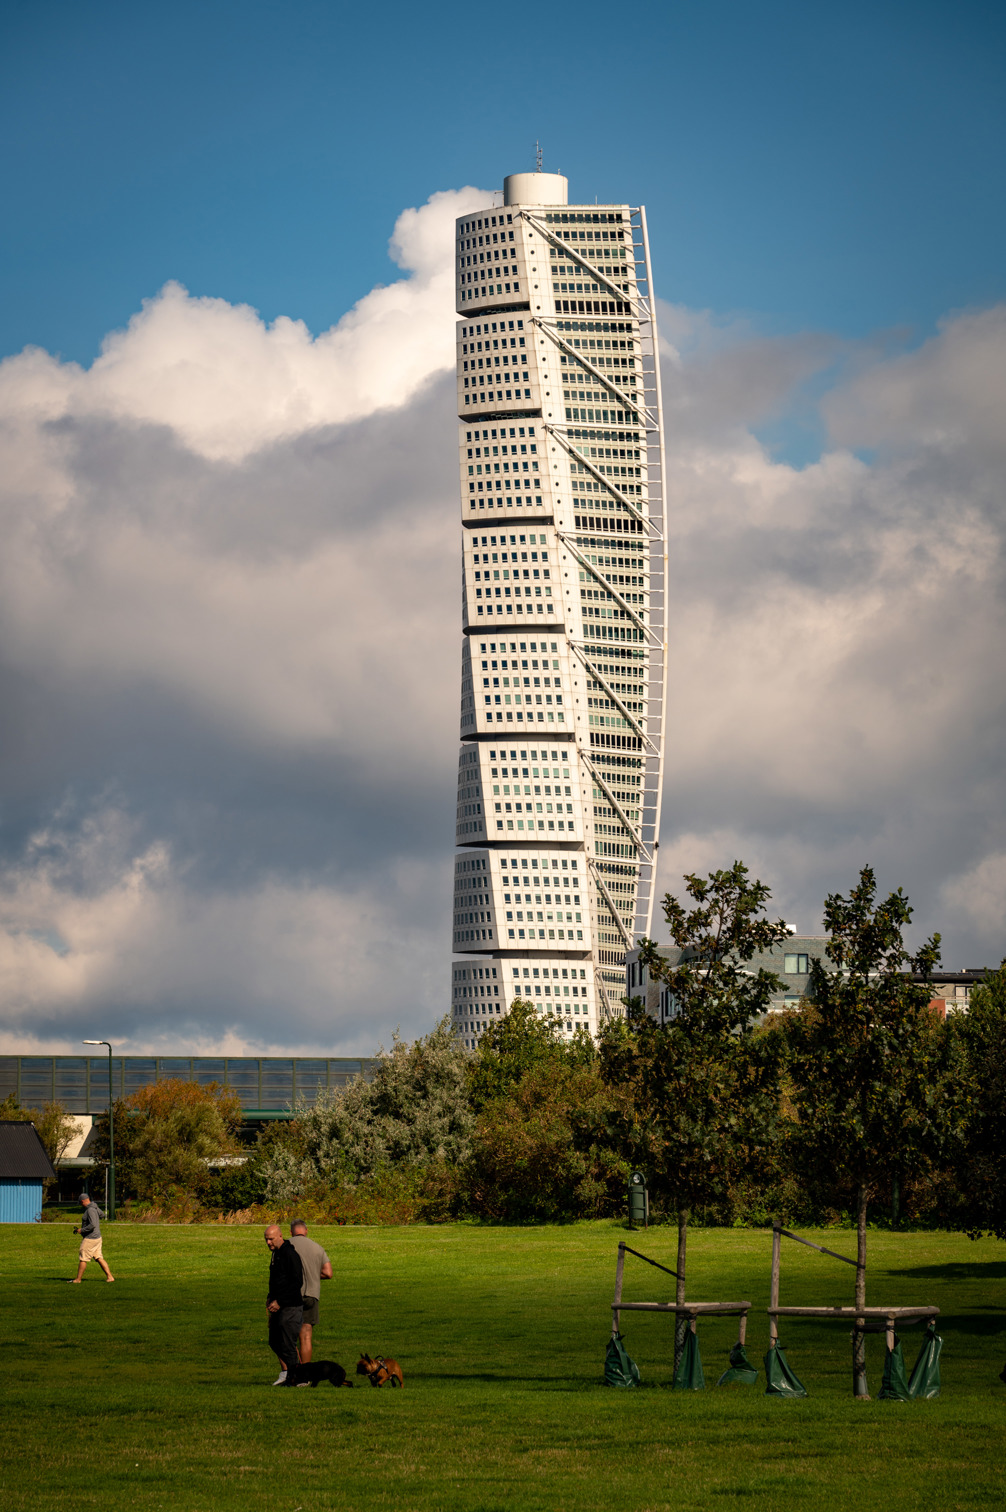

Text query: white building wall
(451, 173), (667, 1046)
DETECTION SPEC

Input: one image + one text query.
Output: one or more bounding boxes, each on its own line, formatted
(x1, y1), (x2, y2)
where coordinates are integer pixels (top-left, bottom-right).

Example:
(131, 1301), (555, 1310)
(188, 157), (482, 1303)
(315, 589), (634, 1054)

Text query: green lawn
(2, 1221), (1004, 1511)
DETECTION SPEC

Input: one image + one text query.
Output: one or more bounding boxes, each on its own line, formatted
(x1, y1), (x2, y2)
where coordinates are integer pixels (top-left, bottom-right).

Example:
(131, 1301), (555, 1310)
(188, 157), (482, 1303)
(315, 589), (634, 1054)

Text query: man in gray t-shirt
(289, 1220), (331, 1364)
(72, 1194), (115, 1283)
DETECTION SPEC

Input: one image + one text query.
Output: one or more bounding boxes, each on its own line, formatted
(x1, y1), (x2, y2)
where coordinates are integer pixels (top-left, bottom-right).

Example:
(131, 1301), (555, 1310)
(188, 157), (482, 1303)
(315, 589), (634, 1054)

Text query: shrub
(260, 1019), (473, 1205)
(467, 1061), (628, 1222)
(90, 1079), (243, 1204)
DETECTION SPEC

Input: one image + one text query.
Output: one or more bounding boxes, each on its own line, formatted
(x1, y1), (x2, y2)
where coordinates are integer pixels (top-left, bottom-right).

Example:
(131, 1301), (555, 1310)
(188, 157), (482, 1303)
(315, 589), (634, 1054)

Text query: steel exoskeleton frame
(518, 204), (668, 973)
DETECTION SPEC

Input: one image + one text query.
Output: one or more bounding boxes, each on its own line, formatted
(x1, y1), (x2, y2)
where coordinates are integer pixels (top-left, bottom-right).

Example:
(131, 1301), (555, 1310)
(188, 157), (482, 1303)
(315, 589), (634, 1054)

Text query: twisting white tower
(450, 169), (667, 1043)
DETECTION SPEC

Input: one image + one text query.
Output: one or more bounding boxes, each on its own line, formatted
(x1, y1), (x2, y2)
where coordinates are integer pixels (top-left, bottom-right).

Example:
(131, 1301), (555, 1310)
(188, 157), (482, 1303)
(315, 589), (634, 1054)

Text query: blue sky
(3, 0), (1004, 364)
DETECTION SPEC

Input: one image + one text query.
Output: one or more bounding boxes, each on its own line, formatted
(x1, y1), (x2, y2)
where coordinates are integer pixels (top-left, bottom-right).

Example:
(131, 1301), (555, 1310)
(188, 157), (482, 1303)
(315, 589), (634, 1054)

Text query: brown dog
(356, 1352), (404, 1388)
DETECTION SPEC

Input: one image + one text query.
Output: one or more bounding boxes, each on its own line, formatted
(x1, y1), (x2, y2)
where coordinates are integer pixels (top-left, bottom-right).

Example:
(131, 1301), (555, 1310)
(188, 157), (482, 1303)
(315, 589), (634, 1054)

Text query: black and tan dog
(286, 1360), (353, 1387)
(356, 1353), (404, 1388)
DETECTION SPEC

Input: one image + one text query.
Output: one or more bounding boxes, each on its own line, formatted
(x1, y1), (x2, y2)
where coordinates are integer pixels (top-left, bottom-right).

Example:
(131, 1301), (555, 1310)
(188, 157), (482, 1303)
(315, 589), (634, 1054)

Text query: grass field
(2, 1221), (1004, 1511)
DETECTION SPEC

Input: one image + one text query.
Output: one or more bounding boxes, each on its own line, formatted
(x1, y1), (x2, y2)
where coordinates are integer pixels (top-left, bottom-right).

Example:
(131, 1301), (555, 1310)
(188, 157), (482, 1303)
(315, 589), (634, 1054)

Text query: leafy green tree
(467, 1061), (628, 1221)
(91, 1079), (242, 1205)
(782, 867), (952, 1397)
(262, 1018), (473, 1203)
(468, 997), (590, 1111)
(600, 862), (790, 1367)
(464, 1000), (623, 1221)
(1, 1095), (80, 1197)
(944, 960), (1006, 1240)
(29, 1102), (81, 1176)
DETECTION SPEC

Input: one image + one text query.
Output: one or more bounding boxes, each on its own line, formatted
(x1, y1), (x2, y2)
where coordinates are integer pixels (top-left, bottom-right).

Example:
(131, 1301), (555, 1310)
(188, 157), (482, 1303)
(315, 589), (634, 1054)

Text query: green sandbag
(716, 1342), (758, 1386)
(764, 1342), (808, 1397)
(605, 1331), (640, 1388)
(907, 1322), (941, 1399)
(879, 1335), (911, 1401)
(673, 1327), (705, 1391)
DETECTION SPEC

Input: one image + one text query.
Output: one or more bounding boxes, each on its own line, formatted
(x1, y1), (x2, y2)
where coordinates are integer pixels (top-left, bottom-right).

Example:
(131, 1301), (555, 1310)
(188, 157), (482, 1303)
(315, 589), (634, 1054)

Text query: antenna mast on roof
(535, 140), (543, 172)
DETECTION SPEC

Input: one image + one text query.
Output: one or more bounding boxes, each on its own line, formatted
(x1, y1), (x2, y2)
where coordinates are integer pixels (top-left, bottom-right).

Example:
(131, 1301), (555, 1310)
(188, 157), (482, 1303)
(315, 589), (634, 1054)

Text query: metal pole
(635, 203), (669, 944)
(107, 1043), (115, 1221)
(83, 1039), (115, 1220)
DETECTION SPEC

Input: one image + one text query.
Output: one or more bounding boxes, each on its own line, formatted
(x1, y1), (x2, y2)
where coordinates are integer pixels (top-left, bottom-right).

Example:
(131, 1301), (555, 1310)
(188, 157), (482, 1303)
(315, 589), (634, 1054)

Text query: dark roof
(0, 1122), (57, 1180)
(912, 969), (990, 985)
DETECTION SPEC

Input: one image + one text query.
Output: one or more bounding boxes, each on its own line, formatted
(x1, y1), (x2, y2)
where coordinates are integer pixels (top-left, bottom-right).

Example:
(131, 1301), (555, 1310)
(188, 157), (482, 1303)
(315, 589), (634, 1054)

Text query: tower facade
(450, 170), (667, 1043)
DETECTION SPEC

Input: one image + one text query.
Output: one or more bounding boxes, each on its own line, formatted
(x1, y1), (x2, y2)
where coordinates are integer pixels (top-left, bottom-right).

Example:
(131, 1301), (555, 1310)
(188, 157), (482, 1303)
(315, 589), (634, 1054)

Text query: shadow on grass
(408, 1370), (688, 1392)
(888, 1262), (1006, 1281)
(928, 1314), (1006, 1337)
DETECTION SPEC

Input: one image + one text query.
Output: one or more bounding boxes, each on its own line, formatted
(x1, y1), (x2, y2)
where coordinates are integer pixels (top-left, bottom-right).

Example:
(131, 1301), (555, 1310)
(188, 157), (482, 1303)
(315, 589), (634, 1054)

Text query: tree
(781, 867), (952, 1397)
(28, 1102), (80, 1172)
(600, 862), (790, 1368)
(467, 1061), (628, 1221)
(468, 997), (589, 1111)
(1, 1095), (79, 1197)
(91, 1079), (242, 1206)
(944, 960), (1006, 1240)
(465, 1000), (624, 1221)
(262, 1019), (473, 1204)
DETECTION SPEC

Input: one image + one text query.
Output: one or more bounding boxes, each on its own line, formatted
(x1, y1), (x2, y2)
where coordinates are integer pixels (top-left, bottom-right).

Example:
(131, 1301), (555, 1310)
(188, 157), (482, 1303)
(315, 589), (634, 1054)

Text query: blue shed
(0, 1122), (56, 1222)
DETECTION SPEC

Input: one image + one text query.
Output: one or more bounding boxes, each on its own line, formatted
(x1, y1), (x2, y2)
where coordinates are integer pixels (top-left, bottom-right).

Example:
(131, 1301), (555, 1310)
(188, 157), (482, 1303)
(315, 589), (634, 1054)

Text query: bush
(467, 1061), (629, 1221)
(90, 1080), (243, 1204)
(260, 1019), (473, 1205)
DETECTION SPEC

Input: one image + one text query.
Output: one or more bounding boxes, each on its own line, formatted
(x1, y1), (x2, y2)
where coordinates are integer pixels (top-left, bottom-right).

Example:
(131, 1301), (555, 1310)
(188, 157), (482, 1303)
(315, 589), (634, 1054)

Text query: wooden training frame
(611, 1240), (751, 1342)
(767, 1221), (939, 1391)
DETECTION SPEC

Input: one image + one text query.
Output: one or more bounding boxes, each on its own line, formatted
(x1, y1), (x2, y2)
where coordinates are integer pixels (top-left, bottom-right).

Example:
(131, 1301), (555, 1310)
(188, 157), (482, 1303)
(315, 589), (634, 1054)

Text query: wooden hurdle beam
(768, 1305), (940, 1354)
(611, 1241), (750, 1339)
(766, 1222), (938, 1393)
(613, 1300), (753, 1333)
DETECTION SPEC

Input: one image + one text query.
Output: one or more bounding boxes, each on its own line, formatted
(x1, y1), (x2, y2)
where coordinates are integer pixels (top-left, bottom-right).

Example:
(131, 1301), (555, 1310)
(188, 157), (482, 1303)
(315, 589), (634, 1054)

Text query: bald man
(264, 1224), (304, 1386)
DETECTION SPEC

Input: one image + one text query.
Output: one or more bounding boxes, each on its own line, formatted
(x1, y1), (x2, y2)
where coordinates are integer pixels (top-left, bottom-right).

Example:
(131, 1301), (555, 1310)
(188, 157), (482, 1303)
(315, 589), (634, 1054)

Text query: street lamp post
(83, 1040), (115, 1220)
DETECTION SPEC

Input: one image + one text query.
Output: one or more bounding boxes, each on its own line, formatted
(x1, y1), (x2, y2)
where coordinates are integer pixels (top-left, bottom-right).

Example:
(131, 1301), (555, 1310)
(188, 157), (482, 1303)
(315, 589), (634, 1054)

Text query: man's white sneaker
(272, 1371), (287, 1385)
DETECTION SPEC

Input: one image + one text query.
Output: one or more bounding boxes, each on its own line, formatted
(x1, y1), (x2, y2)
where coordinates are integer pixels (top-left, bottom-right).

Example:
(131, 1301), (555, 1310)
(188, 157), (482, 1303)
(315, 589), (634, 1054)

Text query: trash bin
(628, 1170), (648, 1228)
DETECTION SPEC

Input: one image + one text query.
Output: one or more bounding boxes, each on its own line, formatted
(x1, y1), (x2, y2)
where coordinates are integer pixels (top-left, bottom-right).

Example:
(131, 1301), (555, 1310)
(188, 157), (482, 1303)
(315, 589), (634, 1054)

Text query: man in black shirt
(264, 1224), (303, 1386)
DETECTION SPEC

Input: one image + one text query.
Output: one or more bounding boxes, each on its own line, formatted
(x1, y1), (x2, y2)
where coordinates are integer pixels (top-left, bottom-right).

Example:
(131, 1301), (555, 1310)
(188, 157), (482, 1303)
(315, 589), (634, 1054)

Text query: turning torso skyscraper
(450, 169), (667, 1043)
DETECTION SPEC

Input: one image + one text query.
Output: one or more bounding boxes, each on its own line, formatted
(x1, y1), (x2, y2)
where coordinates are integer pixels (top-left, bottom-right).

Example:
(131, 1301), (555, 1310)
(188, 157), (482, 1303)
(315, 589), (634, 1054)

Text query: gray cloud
(0, 204), (1002, 1053)
(654, 303), (1006, 967)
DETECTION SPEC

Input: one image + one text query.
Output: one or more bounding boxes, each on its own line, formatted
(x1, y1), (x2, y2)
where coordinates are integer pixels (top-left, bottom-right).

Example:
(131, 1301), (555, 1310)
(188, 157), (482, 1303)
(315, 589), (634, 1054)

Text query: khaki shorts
(79, 1237), (103, 1263)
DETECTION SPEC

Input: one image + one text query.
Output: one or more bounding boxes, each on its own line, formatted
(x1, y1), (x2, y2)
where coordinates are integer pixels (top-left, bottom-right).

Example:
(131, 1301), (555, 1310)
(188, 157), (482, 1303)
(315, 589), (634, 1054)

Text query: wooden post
(613, 1241), (625, 1336)
(853, 1185), (869, 1399)
(768, 1222), (781, 1349)
(673, 1208), (689, 1375)
(885, 1315), (895, 1354)
(738, 1308), (748, 1347)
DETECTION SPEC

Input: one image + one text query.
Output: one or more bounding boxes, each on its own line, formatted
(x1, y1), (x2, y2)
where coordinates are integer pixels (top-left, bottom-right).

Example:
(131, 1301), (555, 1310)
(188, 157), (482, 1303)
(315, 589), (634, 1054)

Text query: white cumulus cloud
(0, 189), (1003, 1053)
(0, 186), (488, 463)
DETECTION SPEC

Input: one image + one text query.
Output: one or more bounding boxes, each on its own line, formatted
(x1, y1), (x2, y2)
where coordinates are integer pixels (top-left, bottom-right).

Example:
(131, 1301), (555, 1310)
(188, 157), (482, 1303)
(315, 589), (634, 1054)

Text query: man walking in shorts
(264, 1224), (303, 1385)
(72, 1194), (114, 1283)
(289, 1219), (332, 1365)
